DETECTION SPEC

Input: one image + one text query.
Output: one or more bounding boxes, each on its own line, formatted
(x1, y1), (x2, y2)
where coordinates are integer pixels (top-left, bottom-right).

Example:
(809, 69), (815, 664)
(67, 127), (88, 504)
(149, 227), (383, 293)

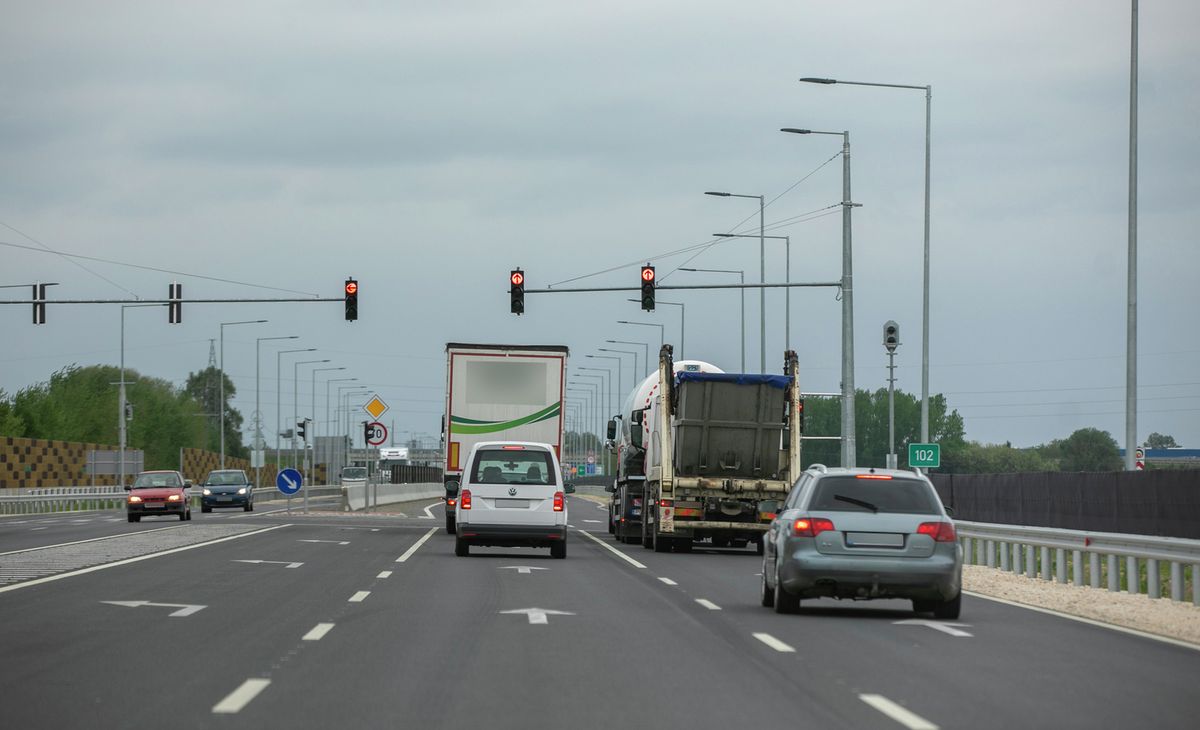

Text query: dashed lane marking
(657, 577), (678, 586)
(396, 527), (437, 563)
(377, 571), (392, 579)
(576, 529), (646, 569)
(302, 623), (335, 641)
(858, 694), (939, 730)
(752, 632), (796, 653)
(349, 591), (370, 603)
(695, 599), (722, 610)
(212, 679), (271, 714)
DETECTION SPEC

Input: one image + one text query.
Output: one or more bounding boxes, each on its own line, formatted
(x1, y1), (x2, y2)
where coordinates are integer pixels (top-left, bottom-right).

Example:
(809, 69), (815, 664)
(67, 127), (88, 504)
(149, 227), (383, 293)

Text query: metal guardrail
(956, 520), (1200, 606)
(0, 485), (343, 515)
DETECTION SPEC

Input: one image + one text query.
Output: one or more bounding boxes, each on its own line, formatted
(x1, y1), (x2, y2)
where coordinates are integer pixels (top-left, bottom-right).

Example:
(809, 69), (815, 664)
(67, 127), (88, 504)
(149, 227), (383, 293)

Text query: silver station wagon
(761, 465), (962, 618)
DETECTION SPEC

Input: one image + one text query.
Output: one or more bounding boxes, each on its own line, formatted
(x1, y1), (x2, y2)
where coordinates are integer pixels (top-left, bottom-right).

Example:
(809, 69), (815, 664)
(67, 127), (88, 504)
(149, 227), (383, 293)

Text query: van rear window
(810, 476), (939, 515)
(470, 450), (555, 486)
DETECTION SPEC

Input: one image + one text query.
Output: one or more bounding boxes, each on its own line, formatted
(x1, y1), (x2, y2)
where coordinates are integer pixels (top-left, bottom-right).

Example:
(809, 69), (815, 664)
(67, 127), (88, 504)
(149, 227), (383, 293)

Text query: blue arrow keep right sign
(276, 468), (303, 495)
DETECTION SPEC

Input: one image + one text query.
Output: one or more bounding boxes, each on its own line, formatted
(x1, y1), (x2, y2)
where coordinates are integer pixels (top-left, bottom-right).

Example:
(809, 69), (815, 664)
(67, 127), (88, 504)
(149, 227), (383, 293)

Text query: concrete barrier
(343, 482), (444, 511)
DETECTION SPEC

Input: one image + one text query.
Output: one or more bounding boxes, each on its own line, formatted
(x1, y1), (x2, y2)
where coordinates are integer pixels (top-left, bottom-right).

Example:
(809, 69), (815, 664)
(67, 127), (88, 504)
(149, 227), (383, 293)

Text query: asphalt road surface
(0, 496), (1197, 729)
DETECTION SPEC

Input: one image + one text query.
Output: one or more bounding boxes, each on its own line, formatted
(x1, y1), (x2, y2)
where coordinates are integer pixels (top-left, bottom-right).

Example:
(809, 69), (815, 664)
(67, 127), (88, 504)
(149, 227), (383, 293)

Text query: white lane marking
(894, 619), (972, 637)
(500, 566), (548, 575)
(297, 539), (349, 545)
(30, 527), (47, 531)
(395, 527), (437, 563)
(695, 598), (722, 611)
(576, 529), (646, 569)
(0, 524), (291, 595)
(101, 600), (206, 617)
(0, 524), (184, 557)
(859, 694), (939, 730)
(377, 571), (393, 579)
(963, 590), (1200, 653)
(752, 632), (796, 653)
(349, 591), (370, 602)
(582, 519), (602, 523)
(500, 608), (575, 625)
(231, 559), (303, 569)
(421, 501), (442, 519)
(302, 623), (335, 641)
(212, 678), (271, 714)
(657, 577), (678, 586)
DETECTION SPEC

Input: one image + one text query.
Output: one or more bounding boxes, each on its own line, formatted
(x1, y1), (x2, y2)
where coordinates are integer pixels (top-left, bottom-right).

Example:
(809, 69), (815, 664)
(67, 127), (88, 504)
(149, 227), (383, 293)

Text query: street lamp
(705, 191), (765, 373)
(219, 319), (267, 468)
(617, 321), (664, 357)
(598, 348), (640, 392)
(118, 303), (162, 487)
(277, 348), (316, 470)
(255, 335), (298, 486)
(310, 366), (346, 477)
(293, 359), (330, 468)
(781, 127), (856, 467)
(800, 75), (933, 448)
(587, 355), (624, 412)
(339, 387), (370, 472)
(712, 233), (793, 355)
(606, 339), (651, 380)
(680, 267), (744, 371)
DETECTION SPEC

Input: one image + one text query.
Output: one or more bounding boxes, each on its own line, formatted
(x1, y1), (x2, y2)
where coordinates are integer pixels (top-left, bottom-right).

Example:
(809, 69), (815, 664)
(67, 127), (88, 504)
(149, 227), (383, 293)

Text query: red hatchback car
(126, 470), (192, 522)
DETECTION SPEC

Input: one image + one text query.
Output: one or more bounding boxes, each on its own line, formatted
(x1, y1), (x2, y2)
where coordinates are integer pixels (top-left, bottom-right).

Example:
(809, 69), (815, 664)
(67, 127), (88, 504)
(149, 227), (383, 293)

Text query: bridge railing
(957, 520), (1200, 606)
(0, 485), (344, 515)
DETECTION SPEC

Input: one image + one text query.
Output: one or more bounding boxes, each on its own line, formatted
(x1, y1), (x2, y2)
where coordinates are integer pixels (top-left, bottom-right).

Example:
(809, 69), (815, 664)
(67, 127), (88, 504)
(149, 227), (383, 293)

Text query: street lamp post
(705, 191), (766, 373)
(255, 336), (298, 487)
(681, 267), (744, 371)
(587, 356), (624, 413)
(310, 366), (346, 469)
(606, 339), (651, 381)
(598, 348), (640, 395)
(800, 76), (932, 447)
(617, 321), (665, 359)
(326, 377), (357, 474)
(277, 348), (315, 474)
(711, 233), (792, 354)
(119, 303), (161, 488)
(781, 127), (856, 467)
(219, 320), (267, 468)
(576, 369), (612, 419)
(339, 387), (370, 474)
(293, 359), (330, 468)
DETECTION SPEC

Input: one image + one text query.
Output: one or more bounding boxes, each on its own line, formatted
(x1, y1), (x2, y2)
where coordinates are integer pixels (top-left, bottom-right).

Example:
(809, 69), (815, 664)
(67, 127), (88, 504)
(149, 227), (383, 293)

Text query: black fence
(930, 471), (1200, 539)
(384, 465), (443, 485)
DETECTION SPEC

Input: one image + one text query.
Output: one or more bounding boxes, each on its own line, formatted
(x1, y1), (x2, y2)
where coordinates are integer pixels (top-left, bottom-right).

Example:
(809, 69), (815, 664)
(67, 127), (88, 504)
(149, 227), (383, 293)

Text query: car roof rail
(806, 463), (828, 474)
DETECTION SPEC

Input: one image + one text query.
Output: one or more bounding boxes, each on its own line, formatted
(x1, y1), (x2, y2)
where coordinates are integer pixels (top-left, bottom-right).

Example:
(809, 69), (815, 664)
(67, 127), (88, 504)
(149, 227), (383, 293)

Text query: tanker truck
(607, 345), (802, 553)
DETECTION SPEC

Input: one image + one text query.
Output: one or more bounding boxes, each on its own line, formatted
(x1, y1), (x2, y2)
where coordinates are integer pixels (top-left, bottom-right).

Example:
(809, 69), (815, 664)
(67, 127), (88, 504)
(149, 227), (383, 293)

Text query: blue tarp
(675, 371), (791, 389)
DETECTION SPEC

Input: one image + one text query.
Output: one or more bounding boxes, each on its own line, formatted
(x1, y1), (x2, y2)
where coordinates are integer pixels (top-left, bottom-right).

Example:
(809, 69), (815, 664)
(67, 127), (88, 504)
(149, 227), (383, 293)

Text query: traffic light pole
(524, 282), (839, 294)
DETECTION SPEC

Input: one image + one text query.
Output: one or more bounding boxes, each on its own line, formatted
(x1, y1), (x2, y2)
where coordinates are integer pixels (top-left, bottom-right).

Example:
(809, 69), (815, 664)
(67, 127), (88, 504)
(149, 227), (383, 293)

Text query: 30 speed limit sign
(365, 421), (388, 446)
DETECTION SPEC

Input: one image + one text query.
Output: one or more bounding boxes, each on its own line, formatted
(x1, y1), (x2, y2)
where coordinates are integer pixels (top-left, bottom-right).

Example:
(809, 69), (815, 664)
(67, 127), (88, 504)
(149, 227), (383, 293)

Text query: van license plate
(495, 499), (529, 509)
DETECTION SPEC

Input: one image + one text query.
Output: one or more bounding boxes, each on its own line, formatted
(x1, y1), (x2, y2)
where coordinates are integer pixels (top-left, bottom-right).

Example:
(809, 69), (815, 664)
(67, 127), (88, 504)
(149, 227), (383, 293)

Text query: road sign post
(907, 443), (940, 469)
(277, 468), (303, 514)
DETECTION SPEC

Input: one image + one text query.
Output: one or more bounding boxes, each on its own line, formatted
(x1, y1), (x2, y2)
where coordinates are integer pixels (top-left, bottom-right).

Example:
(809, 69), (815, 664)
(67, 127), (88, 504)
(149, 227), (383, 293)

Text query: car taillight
(553, 492), (564, 512)
(447, 498), (456, 507)
(917, 521), (957, 542)
(855, 474), (893, 480)
(460, 490), (471, 510)
(128, 495), (142, 503)
(792, 517), (835, 537)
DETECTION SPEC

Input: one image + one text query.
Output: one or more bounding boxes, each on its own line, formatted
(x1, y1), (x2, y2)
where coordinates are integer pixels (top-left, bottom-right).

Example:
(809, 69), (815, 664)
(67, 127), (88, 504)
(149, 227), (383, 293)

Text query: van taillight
(460, 490), (472, 510)
(917, 521), (956, 542)
(553, 492), (564, 512)
(792, 517), (835, 537)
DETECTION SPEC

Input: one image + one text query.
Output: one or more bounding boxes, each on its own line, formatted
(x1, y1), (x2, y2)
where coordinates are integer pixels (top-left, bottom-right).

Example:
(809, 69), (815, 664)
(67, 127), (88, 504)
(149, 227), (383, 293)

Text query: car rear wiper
(834, 494), (879, 512)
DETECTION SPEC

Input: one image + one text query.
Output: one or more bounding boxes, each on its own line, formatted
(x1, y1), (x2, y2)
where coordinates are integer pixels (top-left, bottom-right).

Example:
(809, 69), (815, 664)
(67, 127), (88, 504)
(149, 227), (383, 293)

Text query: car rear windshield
(132, 473), (182, 489)
(470, 449), (556, 486)
(342, 467), (368, 480)
(809, 476), (940, 515)
(206, 472), (246, 486)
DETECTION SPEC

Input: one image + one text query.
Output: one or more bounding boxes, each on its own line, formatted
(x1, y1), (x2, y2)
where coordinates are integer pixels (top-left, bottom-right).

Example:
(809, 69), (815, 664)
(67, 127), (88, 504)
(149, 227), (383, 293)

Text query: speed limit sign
(365, 421), (388, 446)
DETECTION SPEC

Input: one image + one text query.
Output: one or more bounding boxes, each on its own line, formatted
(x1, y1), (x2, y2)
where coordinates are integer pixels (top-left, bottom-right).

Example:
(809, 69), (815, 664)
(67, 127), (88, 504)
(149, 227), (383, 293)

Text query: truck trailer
(608, 345), (801, 553)
(442, 343), (569, 534)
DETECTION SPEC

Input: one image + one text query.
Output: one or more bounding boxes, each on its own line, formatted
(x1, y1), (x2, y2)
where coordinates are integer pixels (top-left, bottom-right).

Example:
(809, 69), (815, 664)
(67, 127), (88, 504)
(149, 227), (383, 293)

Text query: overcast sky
(3, 0), (1197, 454)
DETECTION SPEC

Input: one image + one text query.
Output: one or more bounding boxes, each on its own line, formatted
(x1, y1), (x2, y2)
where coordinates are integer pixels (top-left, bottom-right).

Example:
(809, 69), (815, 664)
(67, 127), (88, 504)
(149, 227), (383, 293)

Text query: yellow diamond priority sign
(363, 395), (389, 420)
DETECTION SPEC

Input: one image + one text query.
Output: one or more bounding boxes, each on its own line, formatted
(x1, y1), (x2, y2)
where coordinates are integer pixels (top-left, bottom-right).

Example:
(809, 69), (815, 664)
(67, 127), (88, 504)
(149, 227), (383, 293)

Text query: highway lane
(0, 496), (1196, 729)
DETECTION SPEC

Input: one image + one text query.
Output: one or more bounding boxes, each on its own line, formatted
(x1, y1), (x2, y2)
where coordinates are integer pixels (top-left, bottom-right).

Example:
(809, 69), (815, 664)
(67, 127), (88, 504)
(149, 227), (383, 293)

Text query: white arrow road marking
(101, 600), (206, 617)
(297, 539), (349, 545)
(421, 501), (442, 519)
(894, 619), (973, 637)
(500, 608), (576, 625)
(859, 694), (939, 730)
(302, 623), (335, 641)
(231, 560), (303, 569)
(213, 679), (271, 714)
(499, 566), (548, 575)
(752, 632), (796, 653)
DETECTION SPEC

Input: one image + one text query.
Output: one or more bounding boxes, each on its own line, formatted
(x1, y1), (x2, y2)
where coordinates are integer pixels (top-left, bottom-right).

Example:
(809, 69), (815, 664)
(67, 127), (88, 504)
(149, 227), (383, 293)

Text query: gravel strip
(963, 564), (1200, 646)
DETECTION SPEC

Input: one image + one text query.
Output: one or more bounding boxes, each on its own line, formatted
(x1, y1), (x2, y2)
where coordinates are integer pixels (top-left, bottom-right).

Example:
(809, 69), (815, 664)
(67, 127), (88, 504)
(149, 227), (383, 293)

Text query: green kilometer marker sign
(908, 443), (941, 468)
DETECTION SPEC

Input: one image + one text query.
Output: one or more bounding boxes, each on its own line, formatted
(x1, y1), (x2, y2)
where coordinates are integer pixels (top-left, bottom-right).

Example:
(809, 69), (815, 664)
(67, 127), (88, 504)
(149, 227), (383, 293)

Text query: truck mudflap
(660, 502), (674, 533)
(669, 520), (769, 533)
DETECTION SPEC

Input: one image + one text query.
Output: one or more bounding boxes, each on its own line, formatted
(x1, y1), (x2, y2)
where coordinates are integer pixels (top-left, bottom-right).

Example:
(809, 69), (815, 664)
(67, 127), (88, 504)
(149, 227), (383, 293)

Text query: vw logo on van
(508, 487), (518, 496)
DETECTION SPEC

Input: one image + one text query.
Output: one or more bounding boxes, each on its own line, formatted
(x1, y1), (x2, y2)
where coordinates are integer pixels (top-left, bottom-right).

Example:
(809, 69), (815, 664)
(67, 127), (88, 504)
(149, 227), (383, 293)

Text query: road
(0, 496), (1196, 729)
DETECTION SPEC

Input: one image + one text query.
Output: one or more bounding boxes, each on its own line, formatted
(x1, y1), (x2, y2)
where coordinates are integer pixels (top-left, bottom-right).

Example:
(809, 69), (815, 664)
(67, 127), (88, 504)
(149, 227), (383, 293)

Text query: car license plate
(495, 499), (529, 509)
(144, 503), (163, 509)
(218, 496), (232, 502)
(845, 532), (903, 547)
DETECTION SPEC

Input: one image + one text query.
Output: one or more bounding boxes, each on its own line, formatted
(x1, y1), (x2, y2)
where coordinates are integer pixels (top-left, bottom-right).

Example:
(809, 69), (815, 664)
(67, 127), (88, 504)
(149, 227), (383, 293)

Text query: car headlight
(167, 494), (181, 502)
(128, 495), (143, 503)
(202, 488), (211, 496)
(237, 487), (247, 495)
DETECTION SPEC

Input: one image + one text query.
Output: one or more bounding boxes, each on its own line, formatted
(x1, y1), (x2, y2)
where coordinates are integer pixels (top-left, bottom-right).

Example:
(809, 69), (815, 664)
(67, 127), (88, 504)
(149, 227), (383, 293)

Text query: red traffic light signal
(345, 280), (358, 296)
(510, 271), (524, 287)
(510, 268), (525, 315)
(640, 264), (655, 311)
(344, 277), (359, 321)
(641, 267), (655, 282)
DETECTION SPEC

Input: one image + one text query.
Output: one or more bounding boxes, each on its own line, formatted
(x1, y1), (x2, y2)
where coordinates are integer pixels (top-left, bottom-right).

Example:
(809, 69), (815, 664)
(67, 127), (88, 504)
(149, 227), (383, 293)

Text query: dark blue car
(200, 469), (254, 512)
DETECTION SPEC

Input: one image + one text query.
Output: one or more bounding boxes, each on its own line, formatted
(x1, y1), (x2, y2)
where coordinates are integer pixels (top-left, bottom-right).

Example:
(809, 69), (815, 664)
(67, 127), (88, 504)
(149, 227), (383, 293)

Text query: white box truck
(442, 343), (569, 533)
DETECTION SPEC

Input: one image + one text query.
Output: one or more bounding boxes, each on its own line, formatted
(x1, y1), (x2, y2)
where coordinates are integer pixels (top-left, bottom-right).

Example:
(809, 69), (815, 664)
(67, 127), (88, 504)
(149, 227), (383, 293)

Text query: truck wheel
(445, 514), (456, 535)
(756, 537), (765, 556)
(653, 533), (671, 553)
(641, 525), (654, 550)
(674, 539), (692, 553)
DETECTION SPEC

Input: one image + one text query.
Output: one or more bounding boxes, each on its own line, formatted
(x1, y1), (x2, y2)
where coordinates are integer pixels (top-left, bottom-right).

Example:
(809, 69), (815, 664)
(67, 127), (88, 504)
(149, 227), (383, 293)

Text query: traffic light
(363, 421), (372, 444)
(883, 320), (899, 353)
(297, 420), (307, 442)
(510, 269), (525, 315)
(168, 281), (182, 324)
(640, 264), (655, 311)
(344, 278), (359, 321)
(32, 283), (46, 325)
(796, 398), (806, 433)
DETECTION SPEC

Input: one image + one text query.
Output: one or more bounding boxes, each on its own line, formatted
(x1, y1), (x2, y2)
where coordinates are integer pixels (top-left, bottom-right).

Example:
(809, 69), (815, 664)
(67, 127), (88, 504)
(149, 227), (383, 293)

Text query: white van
(453, 441), (573, 559)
